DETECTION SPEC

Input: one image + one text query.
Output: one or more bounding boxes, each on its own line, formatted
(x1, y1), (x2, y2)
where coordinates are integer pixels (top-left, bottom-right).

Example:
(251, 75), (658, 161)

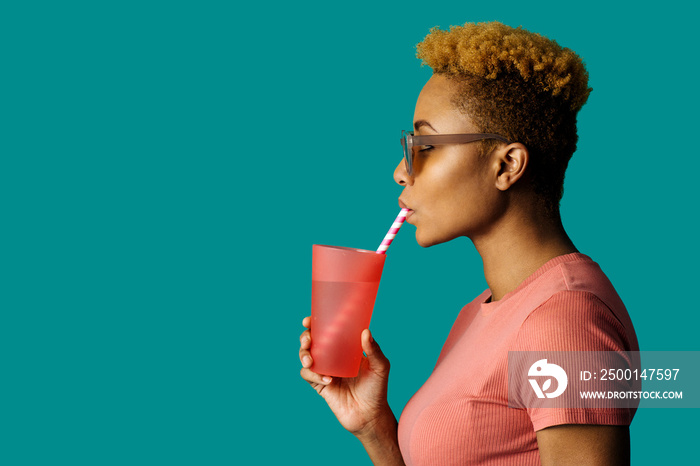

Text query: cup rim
(313, 244), (377, 255)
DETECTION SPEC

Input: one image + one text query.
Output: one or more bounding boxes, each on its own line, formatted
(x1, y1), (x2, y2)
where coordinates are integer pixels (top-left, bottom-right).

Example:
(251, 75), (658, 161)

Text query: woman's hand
(299, 316), (394, 437)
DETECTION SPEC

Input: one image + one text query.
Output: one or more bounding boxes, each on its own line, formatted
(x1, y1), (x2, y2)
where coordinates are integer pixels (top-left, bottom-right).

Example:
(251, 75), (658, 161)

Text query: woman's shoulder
(514, 253), (630, 326)
(515, 288), (638, 352)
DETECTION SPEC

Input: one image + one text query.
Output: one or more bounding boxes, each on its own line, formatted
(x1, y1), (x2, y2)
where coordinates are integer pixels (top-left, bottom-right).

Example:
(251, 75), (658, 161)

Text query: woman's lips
(399, 199), (414, 220)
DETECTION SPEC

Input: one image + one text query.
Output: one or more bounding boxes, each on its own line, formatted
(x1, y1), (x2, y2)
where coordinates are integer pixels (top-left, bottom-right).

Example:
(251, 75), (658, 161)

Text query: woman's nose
(394, 159), (413, 186)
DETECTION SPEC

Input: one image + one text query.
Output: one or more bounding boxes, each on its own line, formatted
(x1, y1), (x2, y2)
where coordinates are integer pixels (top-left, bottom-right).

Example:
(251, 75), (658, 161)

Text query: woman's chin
(415, 230), (443, 248)
(415, 226), (464, 248)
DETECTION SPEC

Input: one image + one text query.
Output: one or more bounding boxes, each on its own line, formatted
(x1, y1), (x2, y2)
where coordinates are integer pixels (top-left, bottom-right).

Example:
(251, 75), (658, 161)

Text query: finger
(299, 350), (313, 368)
(361, 329), (390, 373)
(299, 329), (313, 366)
(299, 329), (311, 350)
(302, 316), (311, 328)
(300, 367), (333, 386)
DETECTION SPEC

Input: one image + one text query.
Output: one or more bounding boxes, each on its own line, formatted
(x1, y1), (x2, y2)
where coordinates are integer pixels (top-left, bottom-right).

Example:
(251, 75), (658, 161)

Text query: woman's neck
(472, 209), (577, 302)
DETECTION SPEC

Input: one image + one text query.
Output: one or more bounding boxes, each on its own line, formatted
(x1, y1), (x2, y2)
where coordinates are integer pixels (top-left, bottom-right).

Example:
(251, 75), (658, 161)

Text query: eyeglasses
(400, 130), (511, 176)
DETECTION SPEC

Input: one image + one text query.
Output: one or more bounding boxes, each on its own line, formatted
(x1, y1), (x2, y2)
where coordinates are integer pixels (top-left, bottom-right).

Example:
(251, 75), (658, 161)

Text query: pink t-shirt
(397, 253), (639, 466)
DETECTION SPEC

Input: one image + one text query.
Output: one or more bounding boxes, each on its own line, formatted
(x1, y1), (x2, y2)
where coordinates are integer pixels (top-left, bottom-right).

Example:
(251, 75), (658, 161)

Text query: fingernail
(303, 356), (312, 367)
(322, 376), (332, 384)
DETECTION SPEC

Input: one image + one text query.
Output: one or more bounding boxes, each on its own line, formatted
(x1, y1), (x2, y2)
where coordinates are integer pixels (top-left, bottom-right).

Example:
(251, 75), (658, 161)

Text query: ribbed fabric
(397, 253), (639, 465)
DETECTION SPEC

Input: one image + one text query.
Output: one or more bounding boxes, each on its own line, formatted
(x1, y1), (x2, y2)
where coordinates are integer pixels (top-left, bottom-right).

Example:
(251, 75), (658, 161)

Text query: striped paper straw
(376, 208), (410, 254)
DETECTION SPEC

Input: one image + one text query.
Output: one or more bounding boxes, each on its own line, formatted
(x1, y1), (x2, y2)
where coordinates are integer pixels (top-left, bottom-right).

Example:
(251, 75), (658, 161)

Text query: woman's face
(394, 74), (505, 247)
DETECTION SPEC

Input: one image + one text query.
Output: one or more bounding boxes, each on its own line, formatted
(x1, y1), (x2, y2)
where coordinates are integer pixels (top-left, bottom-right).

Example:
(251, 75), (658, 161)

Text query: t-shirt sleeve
(512, 290), (636, 431)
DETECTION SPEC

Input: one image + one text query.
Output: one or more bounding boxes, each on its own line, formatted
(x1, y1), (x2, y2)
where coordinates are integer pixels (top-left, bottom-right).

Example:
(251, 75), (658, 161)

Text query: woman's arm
(536, 424), (630, 466)
(299, 318), (406, 465)
(354, 410), (406, 466)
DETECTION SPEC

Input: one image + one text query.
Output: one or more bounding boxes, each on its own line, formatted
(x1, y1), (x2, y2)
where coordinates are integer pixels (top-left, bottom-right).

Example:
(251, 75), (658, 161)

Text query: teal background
(3, 0), (697, 464)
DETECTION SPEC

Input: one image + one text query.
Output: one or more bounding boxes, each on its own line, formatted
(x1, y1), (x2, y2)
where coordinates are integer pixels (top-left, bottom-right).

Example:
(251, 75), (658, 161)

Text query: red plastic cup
(310, 245), (387, 377)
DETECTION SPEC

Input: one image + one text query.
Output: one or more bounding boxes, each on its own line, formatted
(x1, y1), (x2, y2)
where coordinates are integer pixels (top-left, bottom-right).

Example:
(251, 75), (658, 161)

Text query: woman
(299, 22), (638, 465)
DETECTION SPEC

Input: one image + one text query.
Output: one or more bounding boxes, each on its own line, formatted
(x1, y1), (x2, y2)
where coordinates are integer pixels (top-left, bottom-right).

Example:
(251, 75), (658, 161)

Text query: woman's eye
(419, 145), (434, 152)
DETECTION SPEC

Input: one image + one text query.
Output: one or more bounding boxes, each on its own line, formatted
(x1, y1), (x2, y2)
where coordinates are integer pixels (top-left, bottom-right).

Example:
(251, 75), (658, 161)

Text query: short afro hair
(416, 21), (592, 215)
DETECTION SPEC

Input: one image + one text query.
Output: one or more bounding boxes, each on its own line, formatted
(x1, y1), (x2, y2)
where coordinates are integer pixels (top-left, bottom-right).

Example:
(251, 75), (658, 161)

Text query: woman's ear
(494, 143), (528, 191)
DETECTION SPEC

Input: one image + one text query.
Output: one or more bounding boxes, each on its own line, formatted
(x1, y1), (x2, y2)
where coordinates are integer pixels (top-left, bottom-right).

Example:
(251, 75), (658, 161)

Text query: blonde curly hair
(416, 22), (592, 215)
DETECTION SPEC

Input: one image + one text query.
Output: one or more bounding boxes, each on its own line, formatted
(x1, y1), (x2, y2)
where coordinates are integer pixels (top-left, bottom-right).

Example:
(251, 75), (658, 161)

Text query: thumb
(361, 329), (390, 373)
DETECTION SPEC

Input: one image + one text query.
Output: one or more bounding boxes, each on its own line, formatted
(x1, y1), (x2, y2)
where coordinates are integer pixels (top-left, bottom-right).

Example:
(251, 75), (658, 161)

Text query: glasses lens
(401, 131), (413, 175)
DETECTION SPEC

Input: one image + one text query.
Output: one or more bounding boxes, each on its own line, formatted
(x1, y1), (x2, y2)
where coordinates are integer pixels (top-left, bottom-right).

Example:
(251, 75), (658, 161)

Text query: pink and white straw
(376, 208), (410, 254)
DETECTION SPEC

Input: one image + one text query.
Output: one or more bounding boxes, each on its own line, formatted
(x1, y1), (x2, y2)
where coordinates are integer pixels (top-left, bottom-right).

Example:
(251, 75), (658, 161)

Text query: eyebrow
(413, 120), (438, 133)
